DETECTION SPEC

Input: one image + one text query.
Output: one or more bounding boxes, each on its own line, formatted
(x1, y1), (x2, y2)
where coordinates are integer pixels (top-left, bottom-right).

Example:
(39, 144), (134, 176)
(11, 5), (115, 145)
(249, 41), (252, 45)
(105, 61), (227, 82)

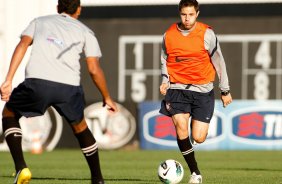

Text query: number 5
(131, 72), (146, 102)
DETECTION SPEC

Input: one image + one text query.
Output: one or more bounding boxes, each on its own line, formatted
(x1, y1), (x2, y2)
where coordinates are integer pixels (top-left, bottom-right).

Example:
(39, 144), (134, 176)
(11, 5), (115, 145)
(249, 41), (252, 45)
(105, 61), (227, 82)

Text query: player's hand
(160, 83), (169, 95)
(103, 97), (117, 113)
(0, 80), (12, 102)
(221, 93), (232, 108)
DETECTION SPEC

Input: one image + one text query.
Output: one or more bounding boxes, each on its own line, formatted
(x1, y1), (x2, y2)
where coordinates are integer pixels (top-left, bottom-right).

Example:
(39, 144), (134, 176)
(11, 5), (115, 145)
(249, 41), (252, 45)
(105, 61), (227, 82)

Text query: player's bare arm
(86, 57), (117, 112)
(0, 35), (32, 102)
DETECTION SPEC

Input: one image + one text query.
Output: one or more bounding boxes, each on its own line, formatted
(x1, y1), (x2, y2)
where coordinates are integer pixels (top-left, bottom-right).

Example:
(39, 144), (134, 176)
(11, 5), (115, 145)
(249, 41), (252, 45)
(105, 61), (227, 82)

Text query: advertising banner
(138, 100), (282, 150)
(0, 102), (136, 152)
(84, 102), (136, 150)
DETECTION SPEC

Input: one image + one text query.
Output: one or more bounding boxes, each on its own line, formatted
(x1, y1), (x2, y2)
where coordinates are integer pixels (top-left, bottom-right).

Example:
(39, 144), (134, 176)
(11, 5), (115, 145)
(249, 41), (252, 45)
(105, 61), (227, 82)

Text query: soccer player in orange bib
(159, 0), (232, 183)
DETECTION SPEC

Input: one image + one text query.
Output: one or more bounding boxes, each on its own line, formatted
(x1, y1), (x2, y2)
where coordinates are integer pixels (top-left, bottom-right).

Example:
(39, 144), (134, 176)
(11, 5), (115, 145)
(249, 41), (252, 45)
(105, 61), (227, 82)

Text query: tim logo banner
(229, 105), (282, 149)
(139, 100), (282, 150)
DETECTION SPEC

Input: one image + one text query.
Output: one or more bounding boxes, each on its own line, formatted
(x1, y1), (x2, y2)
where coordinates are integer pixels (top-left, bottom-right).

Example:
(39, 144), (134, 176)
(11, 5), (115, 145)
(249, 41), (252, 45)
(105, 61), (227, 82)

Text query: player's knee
(194, 137), (205, 143)
(193, 134), (207, 143)
(71, 118), (88, 134)
(2, 106), (16, 118)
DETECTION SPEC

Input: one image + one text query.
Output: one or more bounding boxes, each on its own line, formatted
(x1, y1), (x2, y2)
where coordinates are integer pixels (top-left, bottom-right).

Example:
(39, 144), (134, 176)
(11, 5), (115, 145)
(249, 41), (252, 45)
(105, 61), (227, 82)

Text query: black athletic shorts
(6, 78), (85, 124)
(159, 89), (215, 123)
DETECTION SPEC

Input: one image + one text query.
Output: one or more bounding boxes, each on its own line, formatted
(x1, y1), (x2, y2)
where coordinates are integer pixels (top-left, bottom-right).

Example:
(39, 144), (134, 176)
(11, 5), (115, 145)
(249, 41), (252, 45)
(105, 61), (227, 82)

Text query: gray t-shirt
(22, 13), (101, 86)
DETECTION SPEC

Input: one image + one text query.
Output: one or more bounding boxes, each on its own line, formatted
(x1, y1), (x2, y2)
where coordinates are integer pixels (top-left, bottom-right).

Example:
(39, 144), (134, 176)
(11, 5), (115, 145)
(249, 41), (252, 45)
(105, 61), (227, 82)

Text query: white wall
(81, 0), (282, 6)
(0, 0), (57, 131)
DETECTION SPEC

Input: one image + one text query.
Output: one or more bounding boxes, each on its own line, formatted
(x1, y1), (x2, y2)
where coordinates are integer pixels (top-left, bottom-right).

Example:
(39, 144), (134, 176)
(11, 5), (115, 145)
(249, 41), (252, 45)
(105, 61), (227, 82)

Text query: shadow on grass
(2, 175), (159, 183)
(216, 168), (282, 172)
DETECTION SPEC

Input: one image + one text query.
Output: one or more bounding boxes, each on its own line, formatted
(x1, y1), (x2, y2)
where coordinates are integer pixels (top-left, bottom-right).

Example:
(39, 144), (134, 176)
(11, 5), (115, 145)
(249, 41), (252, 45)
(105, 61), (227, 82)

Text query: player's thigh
(52, 85), (85, 124)
(191, 90), (214, 122)
(160, 89), (192, 117)
(172, 113), (190, 138)
(191, 119), (209, 143)
(6, 79), (49, 117)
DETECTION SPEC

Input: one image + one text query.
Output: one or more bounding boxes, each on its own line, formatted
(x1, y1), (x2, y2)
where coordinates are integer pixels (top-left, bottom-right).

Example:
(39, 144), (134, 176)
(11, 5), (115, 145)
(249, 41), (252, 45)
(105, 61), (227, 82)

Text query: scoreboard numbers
(118, 35), (282, 102)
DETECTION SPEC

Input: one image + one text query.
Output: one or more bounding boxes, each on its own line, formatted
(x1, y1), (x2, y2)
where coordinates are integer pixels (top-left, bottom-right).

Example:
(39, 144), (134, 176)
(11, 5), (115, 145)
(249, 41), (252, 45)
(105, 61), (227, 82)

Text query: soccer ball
(158, 159), (184, 184)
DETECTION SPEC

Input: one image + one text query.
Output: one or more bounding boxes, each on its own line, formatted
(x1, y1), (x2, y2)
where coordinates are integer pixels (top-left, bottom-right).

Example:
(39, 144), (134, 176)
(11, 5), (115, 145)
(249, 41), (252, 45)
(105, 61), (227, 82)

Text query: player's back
(24, 14), (94, 86)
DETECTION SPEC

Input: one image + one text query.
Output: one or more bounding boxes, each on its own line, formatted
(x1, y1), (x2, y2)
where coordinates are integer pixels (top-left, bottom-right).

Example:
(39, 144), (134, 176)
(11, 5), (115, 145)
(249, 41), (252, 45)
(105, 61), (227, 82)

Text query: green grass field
(0, 149), (282, 184)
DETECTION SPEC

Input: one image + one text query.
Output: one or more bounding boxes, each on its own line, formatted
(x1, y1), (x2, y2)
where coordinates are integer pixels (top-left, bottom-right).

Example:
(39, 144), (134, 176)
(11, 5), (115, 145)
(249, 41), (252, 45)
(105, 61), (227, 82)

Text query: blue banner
(138, 100), (282, 150)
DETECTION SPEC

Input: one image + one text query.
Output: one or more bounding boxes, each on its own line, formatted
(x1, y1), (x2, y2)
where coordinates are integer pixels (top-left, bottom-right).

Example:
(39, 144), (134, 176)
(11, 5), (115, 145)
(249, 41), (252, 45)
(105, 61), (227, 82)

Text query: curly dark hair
(178, 0), (199, 12)
(57, 0), (80, 14)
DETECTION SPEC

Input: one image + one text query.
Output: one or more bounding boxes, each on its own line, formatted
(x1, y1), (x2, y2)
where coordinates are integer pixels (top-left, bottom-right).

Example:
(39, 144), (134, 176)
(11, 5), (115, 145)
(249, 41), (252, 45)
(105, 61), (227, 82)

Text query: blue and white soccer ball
(158, 159), (184, 184)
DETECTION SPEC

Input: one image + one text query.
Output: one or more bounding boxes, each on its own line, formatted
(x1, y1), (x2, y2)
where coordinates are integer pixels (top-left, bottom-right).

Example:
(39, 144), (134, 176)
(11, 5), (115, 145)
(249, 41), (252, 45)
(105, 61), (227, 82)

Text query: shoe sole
(17, 177), (31, 184)
(17, 174), (31, 184)
(20, 178), (31, 184)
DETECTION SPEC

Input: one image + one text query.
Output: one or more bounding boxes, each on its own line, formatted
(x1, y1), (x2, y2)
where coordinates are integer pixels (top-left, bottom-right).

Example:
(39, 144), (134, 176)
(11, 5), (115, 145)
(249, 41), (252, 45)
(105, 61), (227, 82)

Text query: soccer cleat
(188, 172), (202, 184)
(14, 168), (32, 184)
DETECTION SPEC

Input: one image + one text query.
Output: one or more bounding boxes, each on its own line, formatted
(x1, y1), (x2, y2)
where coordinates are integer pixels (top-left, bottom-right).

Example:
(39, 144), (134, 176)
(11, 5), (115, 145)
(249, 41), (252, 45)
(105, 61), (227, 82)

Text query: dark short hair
(58, 0), (80, 14)
(178, 0), (199, 12)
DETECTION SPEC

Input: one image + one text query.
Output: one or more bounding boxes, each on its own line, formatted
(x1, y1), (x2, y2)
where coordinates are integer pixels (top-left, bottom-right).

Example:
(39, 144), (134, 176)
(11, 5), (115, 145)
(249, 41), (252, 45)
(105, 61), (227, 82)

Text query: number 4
(255, 41), (272, 69)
